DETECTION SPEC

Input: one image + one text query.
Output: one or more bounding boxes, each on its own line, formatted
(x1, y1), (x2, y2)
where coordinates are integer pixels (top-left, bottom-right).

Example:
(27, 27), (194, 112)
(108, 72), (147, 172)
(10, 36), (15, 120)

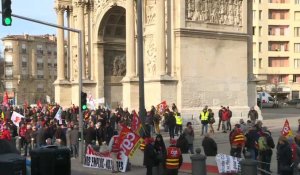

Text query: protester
(70, 124), (79, 158)
(165, 139), (183, 175)
(217, 106), (223, 131)
(226, 106), (232, 131)
(183, 122), (194, 154)
(208, 109), (215, 134)
(143, 137), (157, 175)
(258, 127), (275, 175)
(229, 124), (246, 158)
(175, 112), (183, 136)
(154, 134), (167, 175)
(202, 133), (217, 156)
(176, 133), (189, 154)
(199, 106), (209, 135)
(108, 132), (120, 173)
(277, 136), (293, 175)
(248, 107), (258, 125)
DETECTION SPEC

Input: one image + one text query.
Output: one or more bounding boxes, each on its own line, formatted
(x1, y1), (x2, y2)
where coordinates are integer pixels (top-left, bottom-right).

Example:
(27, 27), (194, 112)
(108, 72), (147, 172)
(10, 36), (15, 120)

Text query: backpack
(258, 136), (268, 151)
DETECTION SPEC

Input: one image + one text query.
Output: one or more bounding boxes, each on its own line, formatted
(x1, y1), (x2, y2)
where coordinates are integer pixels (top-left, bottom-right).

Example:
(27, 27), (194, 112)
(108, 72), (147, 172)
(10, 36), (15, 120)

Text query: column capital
(55, 5), (65, 15)
(74, 0), (86, 8)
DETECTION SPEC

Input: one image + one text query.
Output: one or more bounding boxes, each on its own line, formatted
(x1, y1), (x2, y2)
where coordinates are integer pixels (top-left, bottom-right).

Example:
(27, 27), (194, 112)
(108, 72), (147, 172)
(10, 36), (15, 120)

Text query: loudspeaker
(0, 153), (26, 175)
(30, 145), (71, 175)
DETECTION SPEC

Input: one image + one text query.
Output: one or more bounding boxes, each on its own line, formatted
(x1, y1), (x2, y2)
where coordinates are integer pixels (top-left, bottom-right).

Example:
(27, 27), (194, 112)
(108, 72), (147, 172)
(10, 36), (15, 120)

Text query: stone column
(77, 1), (86, 79)
(126, 0), (136, 77)
(156, 0), (166, 76)
(56, 5), (65, 81)
(66, 8), (71, 80)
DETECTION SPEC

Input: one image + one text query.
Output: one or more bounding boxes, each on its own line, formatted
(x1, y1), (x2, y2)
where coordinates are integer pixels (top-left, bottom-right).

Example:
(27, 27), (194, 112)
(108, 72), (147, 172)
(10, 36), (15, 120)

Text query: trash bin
(30, 145), (71, 175)
(0, 153), (26, 175)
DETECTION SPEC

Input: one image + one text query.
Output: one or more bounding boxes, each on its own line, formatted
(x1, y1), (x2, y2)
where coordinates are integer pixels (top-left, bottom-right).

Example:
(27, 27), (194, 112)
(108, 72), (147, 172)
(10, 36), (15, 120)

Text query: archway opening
(99, 6), (126, 108)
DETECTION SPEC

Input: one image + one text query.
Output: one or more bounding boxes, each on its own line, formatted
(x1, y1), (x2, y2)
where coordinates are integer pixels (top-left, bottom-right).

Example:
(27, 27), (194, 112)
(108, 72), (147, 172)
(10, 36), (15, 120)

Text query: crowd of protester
(1, 102), (300, 174)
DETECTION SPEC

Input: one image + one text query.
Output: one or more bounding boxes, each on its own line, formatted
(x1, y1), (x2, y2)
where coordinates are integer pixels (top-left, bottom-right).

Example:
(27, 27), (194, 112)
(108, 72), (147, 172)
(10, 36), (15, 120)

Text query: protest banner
(118, 126), (143, 157)
(215, 153), (241, 173)
(83, 145), (128, 173)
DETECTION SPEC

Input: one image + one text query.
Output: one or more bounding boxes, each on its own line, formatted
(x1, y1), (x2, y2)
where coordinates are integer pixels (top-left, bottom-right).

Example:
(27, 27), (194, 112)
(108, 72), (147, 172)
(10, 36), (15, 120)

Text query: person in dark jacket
(165, 110), (176, 139)
(103, 122), (114, 144)
(70, 124), (79, 158)
(202, 133), (218, 156)
(277, 136), (293, 175)
(176, 133), (189, 154)
(143, 137), (158, 175)
(36, 126), (46, 148)
(84, 121), (96, 147)
(154, 134), (167, 175)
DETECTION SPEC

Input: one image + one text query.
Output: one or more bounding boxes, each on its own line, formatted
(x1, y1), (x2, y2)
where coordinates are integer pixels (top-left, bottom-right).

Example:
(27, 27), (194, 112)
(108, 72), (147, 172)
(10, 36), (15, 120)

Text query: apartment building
(253, 0), (300, 100)
(1, 34), (64, 105)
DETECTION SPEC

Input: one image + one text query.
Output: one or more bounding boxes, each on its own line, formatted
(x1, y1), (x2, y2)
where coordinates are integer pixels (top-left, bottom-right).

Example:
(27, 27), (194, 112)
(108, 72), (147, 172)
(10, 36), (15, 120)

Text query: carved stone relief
(72, 48), (78, 80)
(145, 35), (157, 76)
(186, 0), (243, 27)
(145, 5), (156, 25)
(104, 51), (126, 76)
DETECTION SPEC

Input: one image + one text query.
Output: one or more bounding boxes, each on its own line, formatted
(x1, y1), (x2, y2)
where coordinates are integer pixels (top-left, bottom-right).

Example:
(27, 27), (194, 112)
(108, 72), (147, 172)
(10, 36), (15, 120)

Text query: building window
(5, 67), (12, 76)
(37, 45), (43, 55)
(268, 41), (289, 51)
(278, 75), (288, 83)
(296, 0), (300, 4)
(37, 63), (44, 69)
(259, 58), (262, 68)
(295, 27), (300, 37)
(37, 70), (44, 79)
(294, 59), (300, 68)
(259, 27), (262, 36)
(268, 57), (289, 67)
(21, 43), (26, 54)
(5, 82), (13, 89)
(22, 62), (27, 67)
(295, 43), (300, 52)
(259, 10), (262, 20)
(253, 27), (256, 35)
(293, 75), (300, 83)
(253, 58), (256, 67)
(259, 42), (262, 52)
(37, 84), (44, 92)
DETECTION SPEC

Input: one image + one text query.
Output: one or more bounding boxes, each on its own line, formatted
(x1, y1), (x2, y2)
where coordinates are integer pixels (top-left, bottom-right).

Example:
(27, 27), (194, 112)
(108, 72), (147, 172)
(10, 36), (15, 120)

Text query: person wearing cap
(165, 139), (183, 175)
(143, 137), (158, 175)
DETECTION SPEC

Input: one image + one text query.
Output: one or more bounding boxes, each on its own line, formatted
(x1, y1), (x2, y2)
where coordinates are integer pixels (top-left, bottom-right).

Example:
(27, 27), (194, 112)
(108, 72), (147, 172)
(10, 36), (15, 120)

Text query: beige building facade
(253, 0), (300, 100)
(55, 0), (257, 119)
(2, 34), (60, 105)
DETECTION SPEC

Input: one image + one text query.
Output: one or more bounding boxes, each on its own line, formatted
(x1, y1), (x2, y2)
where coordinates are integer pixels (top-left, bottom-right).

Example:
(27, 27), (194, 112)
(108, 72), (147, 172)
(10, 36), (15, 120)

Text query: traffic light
(81, 91), (87, 110)
(2, 0), (12, 26)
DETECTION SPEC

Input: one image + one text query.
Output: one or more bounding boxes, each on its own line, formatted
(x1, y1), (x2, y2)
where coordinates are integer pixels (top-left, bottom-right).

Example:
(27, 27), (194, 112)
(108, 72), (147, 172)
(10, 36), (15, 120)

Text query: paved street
(70, 107), (300, 175)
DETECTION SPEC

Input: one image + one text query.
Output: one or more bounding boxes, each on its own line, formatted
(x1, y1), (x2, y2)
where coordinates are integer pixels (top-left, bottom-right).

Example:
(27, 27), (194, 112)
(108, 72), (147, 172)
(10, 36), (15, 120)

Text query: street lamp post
(136, 0), (146, 125)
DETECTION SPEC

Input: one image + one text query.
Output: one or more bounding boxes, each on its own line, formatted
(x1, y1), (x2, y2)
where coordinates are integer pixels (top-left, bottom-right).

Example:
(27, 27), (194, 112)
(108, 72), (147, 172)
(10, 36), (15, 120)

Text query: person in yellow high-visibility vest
(199, 106), (209, 136)
(175, 112), (183, 136)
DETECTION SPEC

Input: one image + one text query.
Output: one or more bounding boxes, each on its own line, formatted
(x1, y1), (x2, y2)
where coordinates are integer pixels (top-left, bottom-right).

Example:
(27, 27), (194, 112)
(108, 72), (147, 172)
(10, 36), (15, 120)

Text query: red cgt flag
(281, 119), (293, 137)
(2, 91), (9, 107)
(37, 100), (42, 108)
(130, 111), (142, 135)
(118, 125), (143, 157)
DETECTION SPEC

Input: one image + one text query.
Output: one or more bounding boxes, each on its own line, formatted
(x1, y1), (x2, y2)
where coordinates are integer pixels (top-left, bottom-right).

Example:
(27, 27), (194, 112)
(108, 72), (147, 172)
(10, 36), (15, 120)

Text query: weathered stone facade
(54, 0), (259, 120)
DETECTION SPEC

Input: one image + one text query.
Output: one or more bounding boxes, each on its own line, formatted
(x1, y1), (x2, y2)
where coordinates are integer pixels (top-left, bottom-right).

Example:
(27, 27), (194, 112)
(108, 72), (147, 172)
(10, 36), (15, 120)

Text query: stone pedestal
(54, 80), (72, 107)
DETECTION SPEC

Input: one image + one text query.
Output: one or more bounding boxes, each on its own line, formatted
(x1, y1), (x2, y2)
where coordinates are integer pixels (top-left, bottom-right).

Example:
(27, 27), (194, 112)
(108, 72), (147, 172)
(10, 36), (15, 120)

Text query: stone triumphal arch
(54, 0), (258, 119)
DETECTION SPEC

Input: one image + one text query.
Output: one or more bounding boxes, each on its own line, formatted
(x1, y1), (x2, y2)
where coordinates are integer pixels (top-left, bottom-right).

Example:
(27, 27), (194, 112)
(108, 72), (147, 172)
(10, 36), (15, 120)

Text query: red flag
(118, 125), (143, 157)
(157, 100), (167, 113)
(131, 111), (142, 134)
(37, 100), (42, 108)
(2, 91), (9, 107)
(281, 119), (293, 137)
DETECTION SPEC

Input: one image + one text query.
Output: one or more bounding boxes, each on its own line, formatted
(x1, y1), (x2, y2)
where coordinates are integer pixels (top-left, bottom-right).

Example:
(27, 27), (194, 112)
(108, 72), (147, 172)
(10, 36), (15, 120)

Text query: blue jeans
(188, 144), (194, 154)
(201, 123), (208, 135)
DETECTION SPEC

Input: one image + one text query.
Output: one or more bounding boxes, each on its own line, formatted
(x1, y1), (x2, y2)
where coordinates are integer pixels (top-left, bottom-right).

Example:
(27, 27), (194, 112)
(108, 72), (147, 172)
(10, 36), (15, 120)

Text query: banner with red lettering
(130, 111), (142, 134)
(157, 100), (167, 113)
(118, 126), (143, 157)
(281, 119), (293, 137)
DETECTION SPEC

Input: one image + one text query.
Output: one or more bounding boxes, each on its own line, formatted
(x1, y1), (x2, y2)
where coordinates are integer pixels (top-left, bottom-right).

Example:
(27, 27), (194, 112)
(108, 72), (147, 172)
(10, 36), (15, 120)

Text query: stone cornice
(174, 28), (249, 41)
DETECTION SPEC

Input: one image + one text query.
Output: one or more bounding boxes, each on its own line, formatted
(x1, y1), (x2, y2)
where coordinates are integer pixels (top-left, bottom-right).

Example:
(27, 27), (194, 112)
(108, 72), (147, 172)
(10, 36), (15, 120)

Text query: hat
(235, 124), (241, 128)
(170, 139), (177, 145)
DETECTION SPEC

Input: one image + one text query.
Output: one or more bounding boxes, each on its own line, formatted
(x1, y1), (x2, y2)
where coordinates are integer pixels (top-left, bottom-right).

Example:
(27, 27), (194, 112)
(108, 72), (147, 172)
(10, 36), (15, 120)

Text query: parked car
(286, 99), (300, 105)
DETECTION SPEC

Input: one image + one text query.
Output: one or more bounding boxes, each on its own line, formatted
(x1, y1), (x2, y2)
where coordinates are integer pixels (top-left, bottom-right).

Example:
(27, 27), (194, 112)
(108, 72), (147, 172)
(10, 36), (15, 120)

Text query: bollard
(240, 152), (258, 175)
(190, 148), (207, 175)
(15, 136), (21, 152)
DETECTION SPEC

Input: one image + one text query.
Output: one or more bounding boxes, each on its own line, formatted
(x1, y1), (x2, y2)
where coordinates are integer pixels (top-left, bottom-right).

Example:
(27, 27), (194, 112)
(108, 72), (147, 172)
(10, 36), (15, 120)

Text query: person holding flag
(108, 130), (120, 173)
